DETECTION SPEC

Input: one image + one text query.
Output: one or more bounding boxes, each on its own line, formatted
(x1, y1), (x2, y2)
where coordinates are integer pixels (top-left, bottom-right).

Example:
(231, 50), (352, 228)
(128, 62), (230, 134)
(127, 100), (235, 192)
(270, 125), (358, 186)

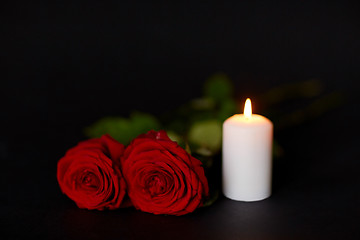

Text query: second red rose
(121, 130), (209, 216)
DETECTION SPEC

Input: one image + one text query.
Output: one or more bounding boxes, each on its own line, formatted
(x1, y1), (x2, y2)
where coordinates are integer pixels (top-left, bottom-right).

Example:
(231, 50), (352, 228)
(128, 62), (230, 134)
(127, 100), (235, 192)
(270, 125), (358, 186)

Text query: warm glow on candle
(244, 98), (252, 118)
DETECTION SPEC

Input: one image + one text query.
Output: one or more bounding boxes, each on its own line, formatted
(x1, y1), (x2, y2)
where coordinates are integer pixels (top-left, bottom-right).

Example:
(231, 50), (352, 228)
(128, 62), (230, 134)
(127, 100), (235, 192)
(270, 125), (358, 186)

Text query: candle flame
(244, 98), (252, 118)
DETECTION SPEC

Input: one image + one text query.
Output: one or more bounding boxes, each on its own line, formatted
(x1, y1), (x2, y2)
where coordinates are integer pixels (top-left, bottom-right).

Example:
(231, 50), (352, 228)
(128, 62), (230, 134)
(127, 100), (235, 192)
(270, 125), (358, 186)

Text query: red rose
(121, 130), (209, 216)
(57, 134), (127, 210)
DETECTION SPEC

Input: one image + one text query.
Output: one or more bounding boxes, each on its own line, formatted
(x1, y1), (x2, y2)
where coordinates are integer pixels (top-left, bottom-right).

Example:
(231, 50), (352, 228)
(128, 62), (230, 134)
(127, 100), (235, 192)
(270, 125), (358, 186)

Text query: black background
(2, 1), (360, 239)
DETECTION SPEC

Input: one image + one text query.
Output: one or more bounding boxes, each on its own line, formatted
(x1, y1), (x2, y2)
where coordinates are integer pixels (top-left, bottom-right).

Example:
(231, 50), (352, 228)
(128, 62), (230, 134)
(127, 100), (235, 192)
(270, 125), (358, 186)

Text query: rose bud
(57, 134), (127, 210)
(121, 130), (209, 216)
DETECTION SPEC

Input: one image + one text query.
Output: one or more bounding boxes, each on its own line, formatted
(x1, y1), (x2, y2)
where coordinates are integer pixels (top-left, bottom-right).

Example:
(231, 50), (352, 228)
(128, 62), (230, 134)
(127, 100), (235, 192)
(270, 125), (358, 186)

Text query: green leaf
(193, 153), (214, 168)
(188, 119), (222, 154)
(185, 142), (192, 155)
(166, 130), (180, 142)
(84, 117), (132, 144)
(204, 73), (233, 102)
(130, 112), (161, 137)
(217, 98), (237, 122)
(202, 189), (219, 208)
(84, 112), (161, 145)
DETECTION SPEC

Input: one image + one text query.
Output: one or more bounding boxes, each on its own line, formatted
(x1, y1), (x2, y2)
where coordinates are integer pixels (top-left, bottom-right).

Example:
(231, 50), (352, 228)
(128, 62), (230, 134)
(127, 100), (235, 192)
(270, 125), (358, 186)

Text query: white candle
(222, 98), (273, 201)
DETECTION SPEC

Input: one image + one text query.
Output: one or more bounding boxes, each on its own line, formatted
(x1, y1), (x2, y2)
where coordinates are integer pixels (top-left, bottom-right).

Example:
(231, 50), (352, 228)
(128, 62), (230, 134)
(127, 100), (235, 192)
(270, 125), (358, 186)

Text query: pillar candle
(222, 98), (273, 201)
